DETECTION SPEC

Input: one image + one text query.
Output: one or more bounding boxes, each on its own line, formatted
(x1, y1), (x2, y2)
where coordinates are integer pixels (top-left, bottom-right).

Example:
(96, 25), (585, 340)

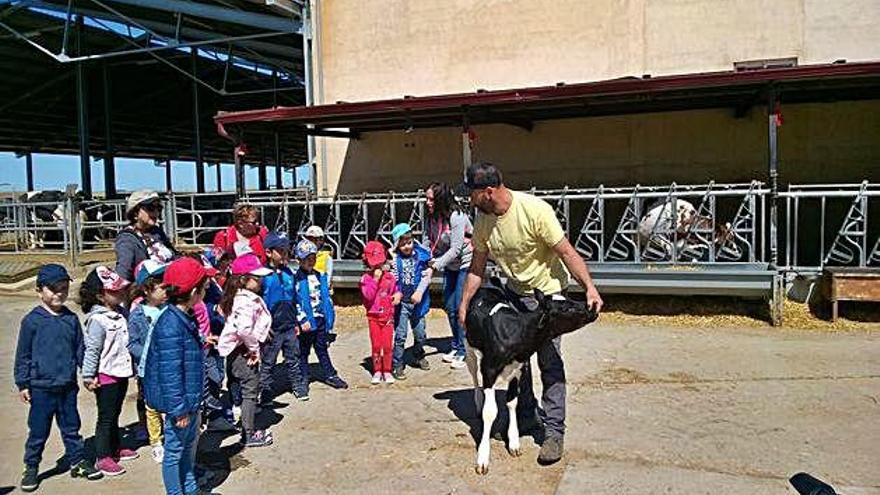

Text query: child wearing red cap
(79, 266), (136, 477)
(359, 241), (402, 384)
(217, 253), (274, 448)
(142, 257), (213, 495)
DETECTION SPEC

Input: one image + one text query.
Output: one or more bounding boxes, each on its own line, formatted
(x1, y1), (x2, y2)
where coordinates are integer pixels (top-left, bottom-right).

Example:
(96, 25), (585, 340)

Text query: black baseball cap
(36, 264), (71, 288)
(456, 162), (503, 196)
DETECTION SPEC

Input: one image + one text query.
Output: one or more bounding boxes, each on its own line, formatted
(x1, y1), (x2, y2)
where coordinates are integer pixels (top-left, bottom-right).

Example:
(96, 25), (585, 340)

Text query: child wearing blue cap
(15, 264), (102, 492)
(127, 260), (169, 464)
(389, 223), (433, 380)
(293, 239), (348, 392)
(260, 231), (307, 402)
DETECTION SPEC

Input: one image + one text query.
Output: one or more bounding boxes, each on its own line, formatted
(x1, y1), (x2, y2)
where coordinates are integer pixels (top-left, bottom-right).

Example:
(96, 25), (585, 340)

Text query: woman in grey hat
(114, 190), (177, 282)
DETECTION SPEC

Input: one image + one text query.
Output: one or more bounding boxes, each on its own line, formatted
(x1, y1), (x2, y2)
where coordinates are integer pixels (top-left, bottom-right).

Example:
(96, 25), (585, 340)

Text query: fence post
(163, 194), (178, 246)
(65, 193), (78, 268)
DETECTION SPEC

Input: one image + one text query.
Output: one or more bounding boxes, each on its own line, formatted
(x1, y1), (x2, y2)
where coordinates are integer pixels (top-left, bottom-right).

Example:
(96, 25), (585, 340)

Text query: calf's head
(534, 290), (598, 339)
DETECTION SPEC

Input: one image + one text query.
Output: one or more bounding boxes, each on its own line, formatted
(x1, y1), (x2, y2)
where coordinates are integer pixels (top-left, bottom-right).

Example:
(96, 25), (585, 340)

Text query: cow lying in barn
(464, 279), (598, 474)
(637, 198), (740, 261)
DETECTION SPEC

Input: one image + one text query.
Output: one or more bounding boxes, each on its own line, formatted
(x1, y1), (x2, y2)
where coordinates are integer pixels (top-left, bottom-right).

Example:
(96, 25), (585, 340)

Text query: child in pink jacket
(218, 253), (273, 448)
(359, 241), (402, 385)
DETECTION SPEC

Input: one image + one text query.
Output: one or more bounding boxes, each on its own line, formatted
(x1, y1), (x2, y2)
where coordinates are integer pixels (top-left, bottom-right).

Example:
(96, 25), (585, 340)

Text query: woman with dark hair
(115, 190), (176, 282)
(424, 182), (473, 369)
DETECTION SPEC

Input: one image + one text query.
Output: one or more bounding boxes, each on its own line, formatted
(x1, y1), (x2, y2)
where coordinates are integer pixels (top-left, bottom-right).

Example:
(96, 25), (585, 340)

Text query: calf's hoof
(475, 463), (489, 475)
(508, 445), (523, 457)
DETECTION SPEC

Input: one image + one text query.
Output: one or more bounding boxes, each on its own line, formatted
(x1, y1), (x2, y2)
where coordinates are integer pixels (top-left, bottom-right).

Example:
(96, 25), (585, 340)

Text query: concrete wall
(333, 100), (880, 193)
(311, 0), (880, 194)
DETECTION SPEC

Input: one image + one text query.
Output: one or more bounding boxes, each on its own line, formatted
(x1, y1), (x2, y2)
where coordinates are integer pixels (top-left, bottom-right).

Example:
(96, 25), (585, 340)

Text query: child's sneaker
(450, 354), (467, 369)
(151, 444), (164, 464)
(70, 460), (103, 480)
(371, 372), (382, 385)
(382, 372), (396, 384)
(392, 367), (407, 381)
(20, 465), (38, 492)
(293, 387), (310, 401)
(242, 430), (273, 448)
(96, 456), (126, 476)
(325, 375), (349, 389)
(116, 448), (139, 462)
(441, 350), (458, 363)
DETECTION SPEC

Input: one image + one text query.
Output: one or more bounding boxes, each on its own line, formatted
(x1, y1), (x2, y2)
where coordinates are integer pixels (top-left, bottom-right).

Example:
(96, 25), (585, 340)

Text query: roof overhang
(214, 61), (880, 134)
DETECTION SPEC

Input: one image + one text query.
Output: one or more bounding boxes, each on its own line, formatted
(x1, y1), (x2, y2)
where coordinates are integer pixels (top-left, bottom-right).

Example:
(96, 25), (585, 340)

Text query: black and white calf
(464, 280), (598, 474)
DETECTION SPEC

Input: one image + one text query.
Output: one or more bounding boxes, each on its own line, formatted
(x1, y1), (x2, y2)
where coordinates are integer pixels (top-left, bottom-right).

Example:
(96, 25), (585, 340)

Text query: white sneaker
(441, 351), (457, 363)
(151, 445), (164, 464)
(450, 355), (467, 369)
(371, 372), (382, 385)
(382, 372), (395, 384)
(232, 405), (242, 423)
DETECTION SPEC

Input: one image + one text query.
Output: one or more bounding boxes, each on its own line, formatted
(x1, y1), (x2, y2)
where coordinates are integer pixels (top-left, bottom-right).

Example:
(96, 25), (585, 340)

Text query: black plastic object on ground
(790, 473), (837, 495)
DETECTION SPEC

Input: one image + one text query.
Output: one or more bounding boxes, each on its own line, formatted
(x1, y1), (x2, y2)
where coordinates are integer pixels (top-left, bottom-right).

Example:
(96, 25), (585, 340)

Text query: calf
(464, 279), (598, 474)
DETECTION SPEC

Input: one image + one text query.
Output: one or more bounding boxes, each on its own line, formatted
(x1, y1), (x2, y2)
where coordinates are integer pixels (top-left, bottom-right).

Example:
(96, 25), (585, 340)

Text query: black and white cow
(464, 279), (598, 474)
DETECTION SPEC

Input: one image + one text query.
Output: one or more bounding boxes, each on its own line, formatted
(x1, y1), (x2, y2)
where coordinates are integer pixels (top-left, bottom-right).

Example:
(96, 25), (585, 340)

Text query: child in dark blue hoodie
(260, 231), (307, 403)
(14, 264), (102, 492)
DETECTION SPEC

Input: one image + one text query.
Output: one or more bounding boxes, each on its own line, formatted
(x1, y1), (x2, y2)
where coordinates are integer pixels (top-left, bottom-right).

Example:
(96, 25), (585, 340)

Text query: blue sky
(0, 152), (311, 194)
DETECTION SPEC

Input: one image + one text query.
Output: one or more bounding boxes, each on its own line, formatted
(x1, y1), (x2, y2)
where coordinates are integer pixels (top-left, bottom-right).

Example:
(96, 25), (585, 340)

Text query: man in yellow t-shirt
(457, 162), (603, 466)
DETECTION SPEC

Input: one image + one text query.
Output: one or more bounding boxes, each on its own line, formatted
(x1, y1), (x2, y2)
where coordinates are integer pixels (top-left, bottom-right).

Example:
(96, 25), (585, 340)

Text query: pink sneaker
(116, 448), (140, 462)
(96, 456), (126, 476)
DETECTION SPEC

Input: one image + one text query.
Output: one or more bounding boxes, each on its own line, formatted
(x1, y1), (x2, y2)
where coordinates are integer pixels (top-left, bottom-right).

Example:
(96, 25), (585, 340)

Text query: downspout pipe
(217, 121), (247, 198)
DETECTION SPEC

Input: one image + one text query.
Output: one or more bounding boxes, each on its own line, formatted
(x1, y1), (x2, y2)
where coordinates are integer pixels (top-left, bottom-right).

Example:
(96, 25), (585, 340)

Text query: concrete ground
(0, 297), (878, 495)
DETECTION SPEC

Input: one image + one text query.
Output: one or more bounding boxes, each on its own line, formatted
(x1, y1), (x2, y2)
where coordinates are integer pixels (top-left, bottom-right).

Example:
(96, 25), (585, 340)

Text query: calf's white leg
(507, 393), (521, 457)
(475, 386), (496, 475)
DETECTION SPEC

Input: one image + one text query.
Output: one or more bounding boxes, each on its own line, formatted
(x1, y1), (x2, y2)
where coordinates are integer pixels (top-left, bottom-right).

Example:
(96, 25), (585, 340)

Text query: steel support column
(302, 0), (317, 194)
(75, 17), (92, 198)
(767, 88), (782, 325)
(274, 131), (282, 189)
(234, 148), (245, 198)
(258, 162), (268, 191)
(25, 152), (34, 191)
(192, 48), (205, 193)
(102, 63), (116, 198)
(215, 162), (222, 192)
(461, 114), (472, 177)
(165, 159), (172, 192)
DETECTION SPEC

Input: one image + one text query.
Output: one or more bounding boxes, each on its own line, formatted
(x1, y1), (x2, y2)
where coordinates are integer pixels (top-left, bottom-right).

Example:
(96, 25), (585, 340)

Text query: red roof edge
(214, 61), (880, 126)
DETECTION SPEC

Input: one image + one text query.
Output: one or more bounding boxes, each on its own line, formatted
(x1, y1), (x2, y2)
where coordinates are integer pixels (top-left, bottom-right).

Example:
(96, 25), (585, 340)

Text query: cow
(464, 278), (598, 474)
(637, 198), (739, 261)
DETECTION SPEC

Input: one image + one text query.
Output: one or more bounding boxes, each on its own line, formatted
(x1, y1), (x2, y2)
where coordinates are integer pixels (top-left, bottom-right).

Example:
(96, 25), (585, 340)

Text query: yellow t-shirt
(472, 190), (569, 295)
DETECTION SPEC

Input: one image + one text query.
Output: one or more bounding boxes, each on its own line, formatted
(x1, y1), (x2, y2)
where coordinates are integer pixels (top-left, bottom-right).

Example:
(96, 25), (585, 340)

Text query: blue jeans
(24, 385), (84, 468)
(393, 302), (427, 370)
(443, 269), (468, 356)
(297, 318), (337, 383)
(162, 411), (200, 495)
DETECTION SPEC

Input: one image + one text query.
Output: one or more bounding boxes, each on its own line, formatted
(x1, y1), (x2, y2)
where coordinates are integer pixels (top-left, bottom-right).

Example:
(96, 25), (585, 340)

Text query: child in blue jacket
(143, 257), (213, 495)
(15, 264), (102, 492)
(260, 232), (307, 402)
(389, 224), (433, 380)
(294, 239), (348, 394)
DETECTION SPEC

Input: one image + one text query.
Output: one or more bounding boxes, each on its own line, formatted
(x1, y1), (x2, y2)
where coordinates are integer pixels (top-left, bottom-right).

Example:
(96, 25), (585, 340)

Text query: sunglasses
(141, 202), (162, 213)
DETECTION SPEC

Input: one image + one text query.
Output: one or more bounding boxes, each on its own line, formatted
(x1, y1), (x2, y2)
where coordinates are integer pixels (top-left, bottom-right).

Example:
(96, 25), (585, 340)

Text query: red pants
(368, 318), (393, 374)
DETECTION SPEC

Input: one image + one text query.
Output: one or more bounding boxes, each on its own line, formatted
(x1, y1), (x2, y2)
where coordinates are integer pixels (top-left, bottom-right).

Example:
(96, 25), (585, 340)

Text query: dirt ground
(0, 296), (878, 495)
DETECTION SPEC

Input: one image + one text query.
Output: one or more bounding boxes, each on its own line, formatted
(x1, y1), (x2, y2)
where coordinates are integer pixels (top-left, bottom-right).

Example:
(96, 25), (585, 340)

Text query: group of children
(14, 226), (347, 494)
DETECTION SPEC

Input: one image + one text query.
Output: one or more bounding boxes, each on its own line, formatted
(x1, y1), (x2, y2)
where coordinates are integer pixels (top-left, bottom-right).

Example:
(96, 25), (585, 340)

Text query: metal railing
(2, 182), (877, 280)
(781, 181), (880, 274)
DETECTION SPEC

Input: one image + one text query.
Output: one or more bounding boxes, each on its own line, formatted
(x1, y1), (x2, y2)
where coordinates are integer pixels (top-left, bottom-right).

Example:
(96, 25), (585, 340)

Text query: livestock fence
(1, 181), (877, 323)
